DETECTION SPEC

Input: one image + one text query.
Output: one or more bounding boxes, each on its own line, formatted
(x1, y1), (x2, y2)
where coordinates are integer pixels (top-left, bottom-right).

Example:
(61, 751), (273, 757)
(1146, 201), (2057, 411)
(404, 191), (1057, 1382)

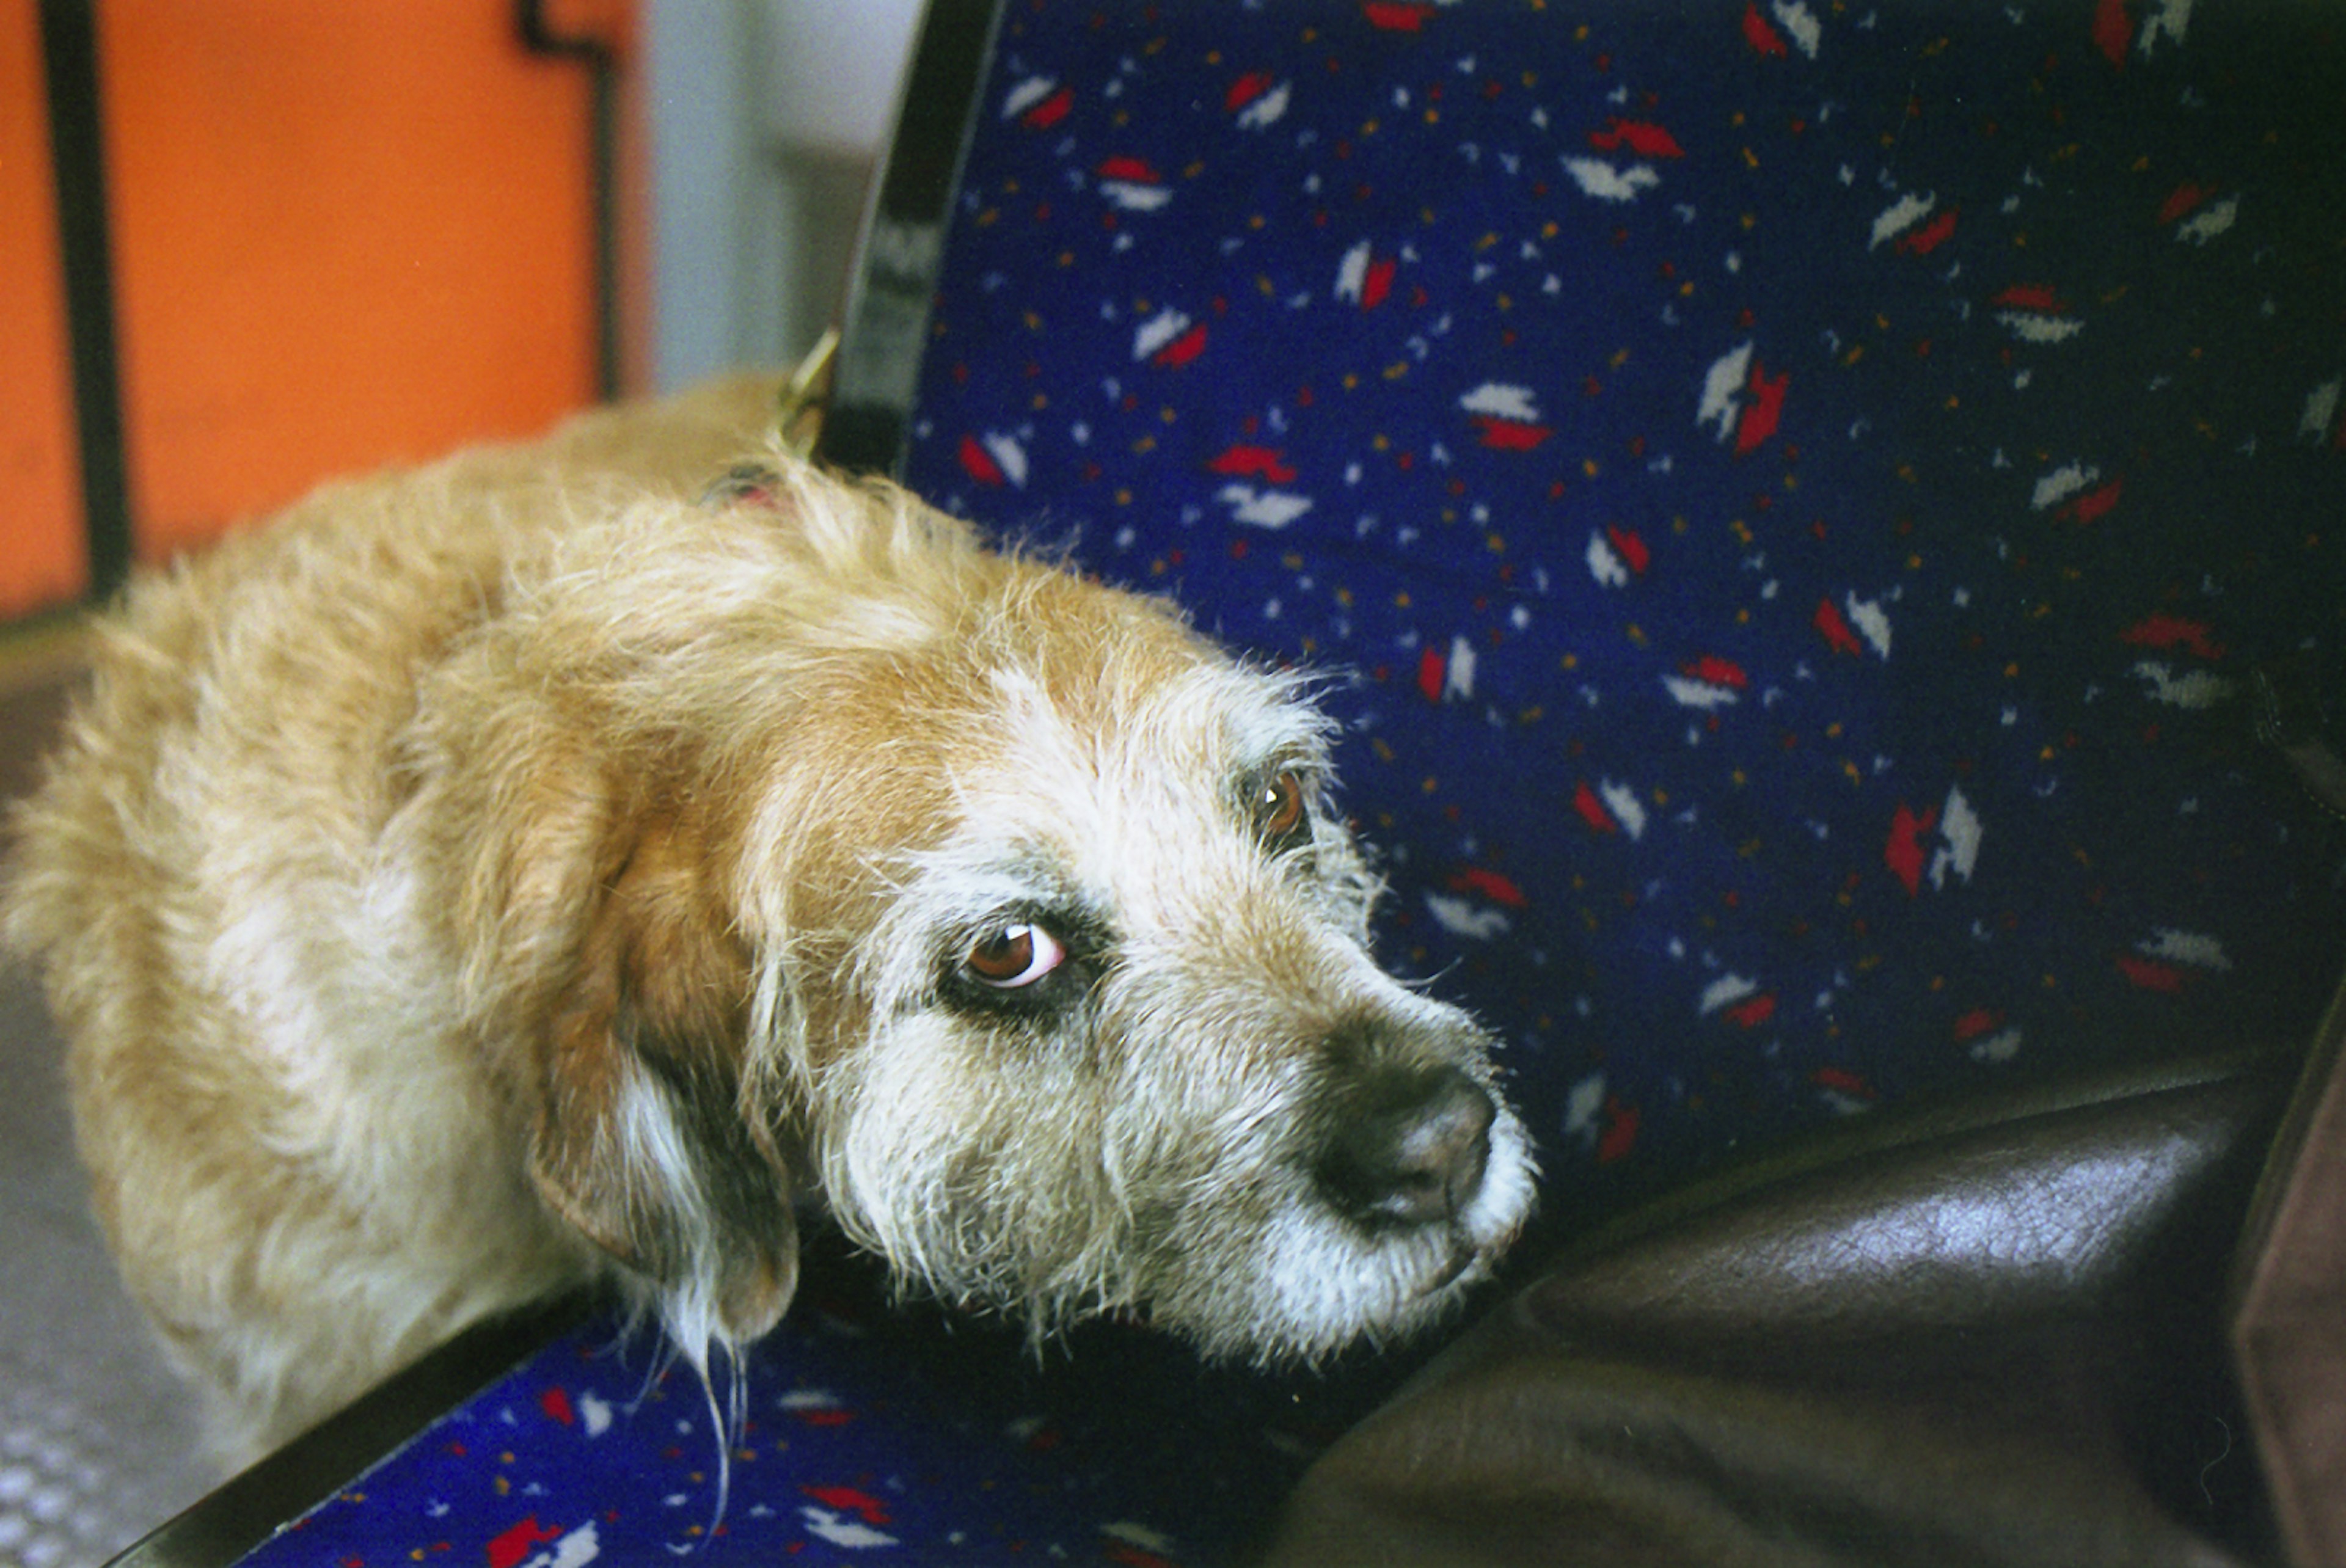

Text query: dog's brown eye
(963, 922), (1066, 989)
(1257, 771), (1307, 844)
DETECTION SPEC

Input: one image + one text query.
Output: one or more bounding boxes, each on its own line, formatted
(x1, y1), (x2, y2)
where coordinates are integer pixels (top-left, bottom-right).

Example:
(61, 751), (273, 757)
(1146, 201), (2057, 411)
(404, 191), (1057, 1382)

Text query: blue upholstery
(885, 0), (2346, 1231)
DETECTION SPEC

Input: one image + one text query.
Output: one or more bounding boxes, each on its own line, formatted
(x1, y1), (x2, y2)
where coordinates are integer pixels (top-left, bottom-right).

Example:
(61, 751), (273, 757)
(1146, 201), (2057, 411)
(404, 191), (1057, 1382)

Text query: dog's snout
(1316, 1062), (1496, 1229)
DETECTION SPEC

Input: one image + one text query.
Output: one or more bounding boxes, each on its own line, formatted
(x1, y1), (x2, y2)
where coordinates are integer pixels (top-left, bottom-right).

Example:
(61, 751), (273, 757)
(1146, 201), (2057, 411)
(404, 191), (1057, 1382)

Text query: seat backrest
(822, 0), (2346, 1229)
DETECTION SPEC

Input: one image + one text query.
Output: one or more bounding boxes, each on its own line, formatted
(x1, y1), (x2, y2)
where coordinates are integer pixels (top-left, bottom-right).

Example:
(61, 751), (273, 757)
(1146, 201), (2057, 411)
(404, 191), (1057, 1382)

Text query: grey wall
(643, 0), (923, 390)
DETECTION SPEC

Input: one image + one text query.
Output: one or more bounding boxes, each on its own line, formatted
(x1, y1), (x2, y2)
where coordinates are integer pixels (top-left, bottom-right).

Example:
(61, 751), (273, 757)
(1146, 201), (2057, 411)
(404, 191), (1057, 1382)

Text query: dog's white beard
(1251, 1103), (1538, 1357)
(811, 1018), (1535, 1365)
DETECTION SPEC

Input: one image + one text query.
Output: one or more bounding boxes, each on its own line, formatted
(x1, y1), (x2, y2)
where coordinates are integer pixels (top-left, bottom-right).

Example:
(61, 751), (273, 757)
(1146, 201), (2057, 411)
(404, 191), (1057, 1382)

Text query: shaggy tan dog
(5, 377), (1535, 1465)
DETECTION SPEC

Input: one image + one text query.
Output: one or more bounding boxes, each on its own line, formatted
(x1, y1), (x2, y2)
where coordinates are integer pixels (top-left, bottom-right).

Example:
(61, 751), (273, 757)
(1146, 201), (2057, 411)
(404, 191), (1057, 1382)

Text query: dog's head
(434, 456), (1535, 1371)
(795, 611), (1541, 1365)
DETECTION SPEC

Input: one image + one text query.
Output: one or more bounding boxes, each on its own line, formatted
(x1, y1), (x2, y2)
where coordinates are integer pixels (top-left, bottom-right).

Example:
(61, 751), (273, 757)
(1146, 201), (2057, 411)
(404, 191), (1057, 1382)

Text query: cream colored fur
(5, 376), (1534, 1467)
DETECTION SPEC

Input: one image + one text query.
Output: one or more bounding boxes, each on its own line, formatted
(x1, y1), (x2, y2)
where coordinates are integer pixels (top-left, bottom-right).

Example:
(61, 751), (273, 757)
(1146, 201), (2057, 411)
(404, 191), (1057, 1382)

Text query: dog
(4, 375), (1537, 1466)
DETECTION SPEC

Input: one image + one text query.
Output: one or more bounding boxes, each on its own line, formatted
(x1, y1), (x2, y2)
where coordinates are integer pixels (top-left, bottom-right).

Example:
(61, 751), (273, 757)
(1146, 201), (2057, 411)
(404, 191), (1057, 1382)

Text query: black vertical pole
(37, 0), (134, 601)
(516, 0), (620, 403)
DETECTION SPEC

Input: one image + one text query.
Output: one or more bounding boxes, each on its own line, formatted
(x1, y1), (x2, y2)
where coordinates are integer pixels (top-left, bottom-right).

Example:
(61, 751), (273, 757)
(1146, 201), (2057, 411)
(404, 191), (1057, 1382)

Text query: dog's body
(6, 377), (1534, 1464)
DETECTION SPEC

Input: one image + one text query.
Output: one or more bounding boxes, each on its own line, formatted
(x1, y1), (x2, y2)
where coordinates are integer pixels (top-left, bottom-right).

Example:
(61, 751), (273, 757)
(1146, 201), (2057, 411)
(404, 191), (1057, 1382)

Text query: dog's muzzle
(1312, 1025), (1500, 1230)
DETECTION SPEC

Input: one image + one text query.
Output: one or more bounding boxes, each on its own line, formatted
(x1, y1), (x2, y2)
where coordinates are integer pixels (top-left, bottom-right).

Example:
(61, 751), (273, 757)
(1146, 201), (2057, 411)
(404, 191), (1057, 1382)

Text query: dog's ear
(527, 809), (800, 1346)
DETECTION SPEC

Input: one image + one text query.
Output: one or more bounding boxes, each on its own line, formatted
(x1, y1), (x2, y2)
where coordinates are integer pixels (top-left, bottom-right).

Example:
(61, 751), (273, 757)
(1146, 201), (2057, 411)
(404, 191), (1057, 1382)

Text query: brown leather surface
(1265, 1054), (2295, 1568)
(2234, 985), (2346, 1568)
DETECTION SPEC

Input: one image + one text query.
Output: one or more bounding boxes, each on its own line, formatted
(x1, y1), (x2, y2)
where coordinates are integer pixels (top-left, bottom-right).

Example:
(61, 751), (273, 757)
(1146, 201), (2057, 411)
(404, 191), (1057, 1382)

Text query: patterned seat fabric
(870, 0), (2346, 1231)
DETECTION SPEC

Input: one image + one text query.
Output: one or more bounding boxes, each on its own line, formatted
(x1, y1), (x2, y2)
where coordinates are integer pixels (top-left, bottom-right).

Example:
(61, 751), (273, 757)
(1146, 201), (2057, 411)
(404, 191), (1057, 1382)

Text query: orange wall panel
(98, 0), (605, 560)
(0, 0), (91, 618)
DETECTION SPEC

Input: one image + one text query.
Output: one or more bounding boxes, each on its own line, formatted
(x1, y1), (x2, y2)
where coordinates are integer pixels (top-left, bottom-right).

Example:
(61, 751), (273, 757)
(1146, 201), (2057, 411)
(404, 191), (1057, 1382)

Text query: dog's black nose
(1316, 1063), (1495, 1228)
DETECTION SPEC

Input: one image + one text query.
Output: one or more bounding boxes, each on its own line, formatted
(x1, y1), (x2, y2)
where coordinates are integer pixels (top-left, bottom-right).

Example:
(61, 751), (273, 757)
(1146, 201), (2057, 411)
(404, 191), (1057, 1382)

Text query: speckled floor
(0, 644), (214, 1567)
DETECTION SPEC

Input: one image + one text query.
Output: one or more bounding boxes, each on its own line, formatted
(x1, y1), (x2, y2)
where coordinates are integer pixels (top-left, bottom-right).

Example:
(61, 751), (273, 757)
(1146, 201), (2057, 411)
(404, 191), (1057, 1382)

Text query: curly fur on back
(6, 377), (1534, 1468)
